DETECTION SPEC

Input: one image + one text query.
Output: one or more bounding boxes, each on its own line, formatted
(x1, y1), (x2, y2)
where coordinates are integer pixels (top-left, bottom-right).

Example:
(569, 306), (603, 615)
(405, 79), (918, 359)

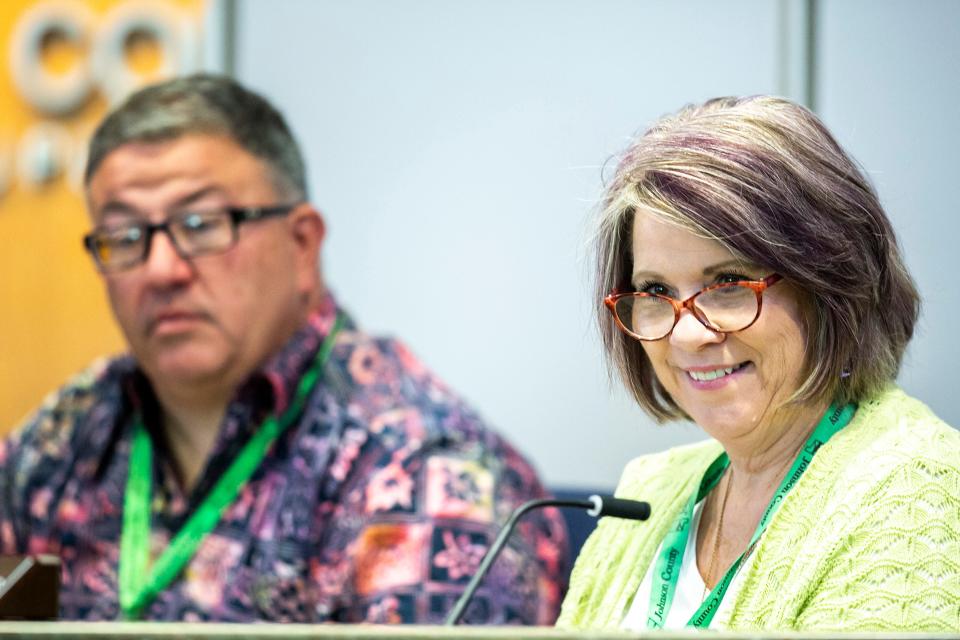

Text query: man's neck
(146, 290), (326, 492)
(154, 385), (232, 492)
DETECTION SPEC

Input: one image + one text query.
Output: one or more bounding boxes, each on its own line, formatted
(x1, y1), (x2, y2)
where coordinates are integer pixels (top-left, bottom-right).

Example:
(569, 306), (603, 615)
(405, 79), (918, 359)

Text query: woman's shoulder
(830, 385), (960, 479)
(727, 391), (960, 630)
(617, 437), (723, 498)
(738, 387), (960, 630)
(559, 437), (723, 630)
(795, 386), (960, 528)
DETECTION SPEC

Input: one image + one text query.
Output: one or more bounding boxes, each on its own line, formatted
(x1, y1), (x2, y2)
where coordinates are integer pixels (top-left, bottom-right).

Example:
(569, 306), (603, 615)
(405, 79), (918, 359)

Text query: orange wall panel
(0, 0), (209, 431)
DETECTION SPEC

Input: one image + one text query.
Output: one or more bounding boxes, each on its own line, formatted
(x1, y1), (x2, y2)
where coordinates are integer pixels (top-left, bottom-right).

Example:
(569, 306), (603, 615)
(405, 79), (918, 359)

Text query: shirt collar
(257, 292), (342, 417)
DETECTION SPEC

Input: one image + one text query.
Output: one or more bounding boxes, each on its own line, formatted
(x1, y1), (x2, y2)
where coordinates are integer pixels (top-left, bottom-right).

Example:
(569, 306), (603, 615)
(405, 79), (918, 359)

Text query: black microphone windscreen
(590, 494), (651, 521)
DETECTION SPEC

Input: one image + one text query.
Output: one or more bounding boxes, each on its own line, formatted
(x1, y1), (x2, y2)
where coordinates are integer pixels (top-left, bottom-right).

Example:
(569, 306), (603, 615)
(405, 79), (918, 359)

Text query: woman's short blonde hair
(596, 96), (919, 421)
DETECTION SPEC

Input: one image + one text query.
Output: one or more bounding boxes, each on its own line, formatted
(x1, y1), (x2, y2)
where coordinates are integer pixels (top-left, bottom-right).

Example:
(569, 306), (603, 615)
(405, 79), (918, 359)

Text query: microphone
(444, 494), (651, 625)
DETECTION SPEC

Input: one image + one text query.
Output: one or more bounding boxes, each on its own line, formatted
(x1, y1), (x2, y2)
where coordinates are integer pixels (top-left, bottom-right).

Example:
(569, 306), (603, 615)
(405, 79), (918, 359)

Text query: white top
(621, 499), (756, 630)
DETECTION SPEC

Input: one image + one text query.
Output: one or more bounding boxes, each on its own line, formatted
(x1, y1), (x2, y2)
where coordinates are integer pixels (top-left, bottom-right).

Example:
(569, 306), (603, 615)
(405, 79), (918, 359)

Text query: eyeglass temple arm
(228, 203), (301, 223)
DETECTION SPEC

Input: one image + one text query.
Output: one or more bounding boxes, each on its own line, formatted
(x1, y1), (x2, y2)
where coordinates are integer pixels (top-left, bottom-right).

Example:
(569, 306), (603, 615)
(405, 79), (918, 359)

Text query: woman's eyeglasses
(604, 273), (783, 341)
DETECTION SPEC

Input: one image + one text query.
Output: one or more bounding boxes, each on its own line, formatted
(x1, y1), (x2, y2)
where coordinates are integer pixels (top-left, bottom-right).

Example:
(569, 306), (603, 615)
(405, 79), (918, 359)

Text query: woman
(558, 96), (960, 631)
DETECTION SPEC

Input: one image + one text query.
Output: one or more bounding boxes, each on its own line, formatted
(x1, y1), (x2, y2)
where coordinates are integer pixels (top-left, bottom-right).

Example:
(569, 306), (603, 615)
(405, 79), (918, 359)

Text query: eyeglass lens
(89, 210), (236, 270)
(614, 284), (760, 339)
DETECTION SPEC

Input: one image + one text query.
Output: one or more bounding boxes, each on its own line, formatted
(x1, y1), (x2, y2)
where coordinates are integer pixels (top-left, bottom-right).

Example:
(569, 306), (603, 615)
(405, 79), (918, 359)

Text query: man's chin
(141, 352), (234, 392)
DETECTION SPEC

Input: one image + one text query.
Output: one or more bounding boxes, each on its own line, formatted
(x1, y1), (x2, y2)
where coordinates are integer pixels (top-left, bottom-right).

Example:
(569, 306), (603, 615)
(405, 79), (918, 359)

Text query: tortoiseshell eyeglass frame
(604, 273), (783, 341)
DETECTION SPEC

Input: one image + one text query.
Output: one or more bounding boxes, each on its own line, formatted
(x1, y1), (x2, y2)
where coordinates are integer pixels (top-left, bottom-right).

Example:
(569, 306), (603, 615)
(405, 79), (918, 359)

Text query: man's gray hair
(84, 73), (308, 200)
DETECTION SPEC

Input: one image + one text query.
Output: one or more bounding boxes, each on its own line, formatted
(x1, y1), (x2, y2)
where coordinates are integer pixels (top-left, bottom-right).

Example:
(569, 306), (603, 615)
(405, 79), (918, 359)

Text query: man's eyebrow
(96, 186), (227, 220)
(170, 186), (227, 210)
(97, 201), (140, 219)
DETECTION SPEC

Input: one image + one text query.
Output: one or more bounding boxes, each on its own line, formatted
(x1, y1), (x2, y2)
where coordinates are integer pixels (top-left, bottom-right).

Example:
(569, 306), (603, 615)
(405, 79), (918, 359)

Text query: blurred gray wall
(232, 0), (960, 489)
(818, 0), (960, 430)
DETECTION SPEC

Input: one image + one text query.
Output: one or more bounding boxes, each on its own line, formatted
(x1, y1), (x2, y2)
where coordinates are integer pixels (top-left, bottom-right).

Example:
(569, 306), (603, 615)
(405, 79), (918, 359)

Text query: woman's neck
(722, 399), (828, 483)
(696, 399), (830, 588)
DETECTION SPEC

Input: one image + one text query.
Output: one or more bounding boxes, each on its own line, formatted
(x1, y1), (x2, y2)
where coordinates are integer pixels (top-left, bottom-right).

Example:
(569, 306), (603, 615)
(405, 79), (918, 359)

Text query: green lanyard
(646, 402), (856, 630)
(118, 314), (343, 620)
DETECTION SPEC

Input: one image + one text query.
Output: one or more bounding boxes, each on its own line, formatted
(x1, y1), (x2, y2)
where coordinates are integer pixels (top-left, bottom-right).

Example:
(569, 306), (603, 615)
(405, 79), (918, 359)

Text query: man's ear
(288, 204), (326, 290)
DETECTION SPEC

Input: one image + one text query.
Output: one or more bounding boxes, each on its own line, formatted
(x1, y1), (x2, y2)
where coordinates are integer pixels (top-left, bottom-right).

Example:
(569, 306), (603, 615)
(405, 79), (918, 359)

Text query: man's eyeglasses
(83, 204), (300, 273)
(604, 273), (783, 341)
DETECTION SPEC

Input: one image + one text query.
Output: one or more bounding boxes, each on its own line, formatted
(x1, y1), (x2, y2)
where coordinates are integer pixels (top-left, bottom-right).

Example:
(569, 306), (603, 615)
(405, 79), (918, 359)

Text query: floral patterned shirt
(0, 296), (567, 623)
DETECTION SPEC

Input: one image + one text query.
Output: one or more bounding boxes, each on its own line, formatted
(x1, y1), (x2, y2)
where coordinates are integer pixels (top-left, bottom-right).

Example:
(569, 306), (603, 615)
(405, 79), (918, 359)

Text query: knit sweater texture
(558, 386), (960, 631)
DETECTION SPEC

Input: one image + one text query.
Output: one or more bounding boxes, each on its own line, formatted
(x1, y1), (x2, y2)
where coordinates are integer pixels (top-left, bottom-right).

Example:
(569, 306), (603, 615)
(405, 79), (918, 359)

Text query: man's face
(86, 133), (322, 395)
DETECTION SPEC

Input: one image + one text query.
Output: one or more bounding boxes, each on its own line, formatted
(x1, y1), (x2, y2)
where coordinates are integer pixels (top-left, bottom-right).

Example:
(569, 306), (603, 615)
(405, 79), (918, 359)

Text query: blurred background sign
(0, 0), (213, 431)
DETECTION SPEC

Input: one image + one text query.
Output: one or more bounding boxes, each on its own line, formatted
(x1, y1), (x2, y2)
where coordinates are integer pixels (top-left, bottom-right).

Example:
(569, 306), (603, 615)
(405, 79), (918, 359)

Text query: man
(0, 74), (567, 623)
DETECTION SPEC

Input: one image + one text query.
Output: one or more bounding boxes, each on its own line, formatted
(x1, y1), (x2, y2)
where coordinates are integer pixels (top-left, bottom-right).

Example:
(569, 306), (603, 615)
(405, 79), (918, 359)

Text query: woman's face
(630, 210), (815, 446)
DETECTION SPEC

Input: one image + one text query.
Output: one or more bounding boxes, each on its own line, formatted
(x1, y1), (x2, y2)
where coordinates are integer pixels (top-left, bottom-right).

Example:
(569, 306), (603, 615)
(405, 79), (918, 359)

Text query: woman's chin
(670, 365), (768, 435)
(677, 396), (767, 441)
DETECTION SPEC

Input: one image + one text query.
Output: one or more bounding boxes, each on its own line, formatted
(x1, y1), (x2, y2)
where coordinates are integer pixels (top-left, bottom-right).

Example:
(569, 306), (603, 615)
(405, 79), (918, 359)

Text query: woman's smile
(680, 361), (752, 388)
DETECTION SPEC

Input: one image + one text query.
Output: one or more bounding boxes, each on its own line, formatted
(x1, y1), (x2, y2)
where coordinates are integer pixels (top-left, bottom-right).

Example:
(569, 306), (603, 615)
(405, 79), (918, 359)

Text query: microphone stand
(444, 495), (650, 625)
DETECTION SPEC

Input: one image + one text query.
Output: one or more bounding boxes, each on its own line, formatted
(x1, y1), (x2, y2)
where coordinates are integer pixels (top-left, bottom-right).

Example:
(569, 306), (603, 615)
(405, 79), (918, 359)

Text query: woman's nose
(668, 308), (724, 350)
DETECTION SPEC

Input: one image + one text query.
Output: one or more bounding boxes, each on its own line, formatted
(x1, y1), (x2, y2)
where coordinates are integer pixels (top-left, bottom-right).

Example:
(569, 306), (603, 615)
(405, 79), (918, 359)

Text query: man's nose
(141, 229), (194, 283)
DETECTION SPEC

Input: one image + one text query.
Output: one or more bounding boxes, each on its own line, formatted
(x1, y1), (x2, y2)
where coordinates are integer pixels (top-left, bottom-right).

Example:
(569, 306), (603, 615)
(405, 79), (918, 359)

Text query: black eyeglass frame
(82, 203), (300, 272)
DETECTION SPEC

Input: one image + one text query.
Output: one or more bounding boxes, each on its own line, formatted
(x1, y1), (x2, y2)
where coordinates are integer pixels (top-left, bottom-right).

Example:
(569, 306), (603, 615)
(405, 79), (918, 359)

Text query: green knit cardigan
(558, 387), (960, 631)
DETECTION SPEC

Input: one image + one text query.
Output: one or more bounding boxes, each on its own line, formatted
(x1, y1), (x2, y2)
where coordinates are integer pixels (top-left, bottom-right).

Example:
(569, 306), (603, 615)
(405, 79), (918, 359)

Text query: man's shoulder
(40, 355), (129, 413)
(4, 355), (130, 455)
(334, 329), (459, 391)
(322, 327), (546, 488)
(328, 328), (489, 438)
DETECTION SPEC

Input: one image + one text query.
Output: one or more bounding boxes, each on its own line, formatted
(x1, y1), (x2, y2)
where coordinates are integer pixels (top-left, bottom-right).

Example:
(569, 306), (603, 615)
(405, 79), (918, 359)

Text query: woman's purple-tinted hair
(595, 96), (919, 421)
